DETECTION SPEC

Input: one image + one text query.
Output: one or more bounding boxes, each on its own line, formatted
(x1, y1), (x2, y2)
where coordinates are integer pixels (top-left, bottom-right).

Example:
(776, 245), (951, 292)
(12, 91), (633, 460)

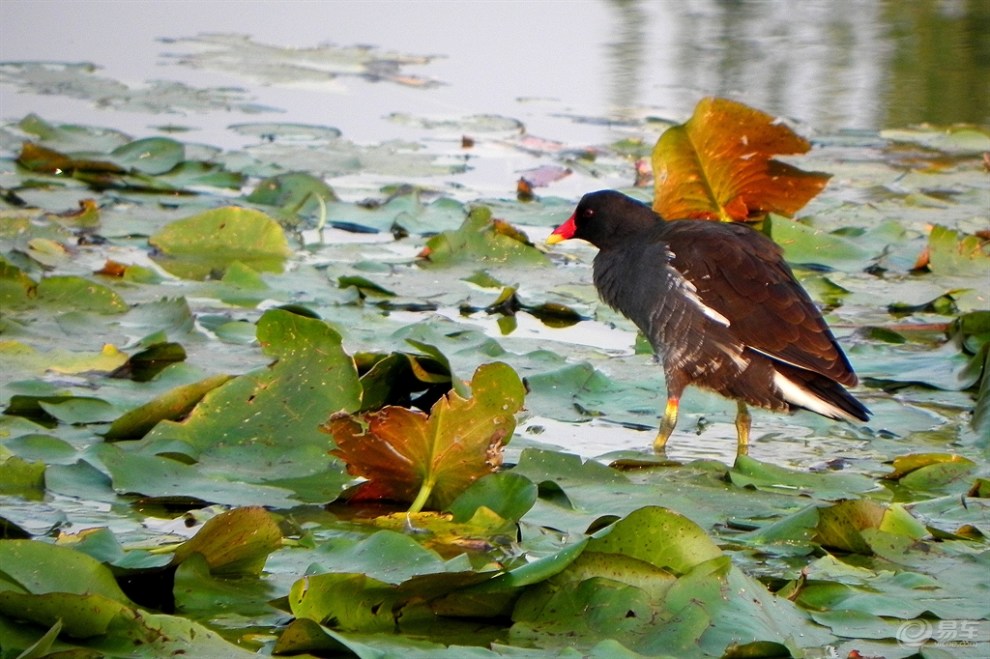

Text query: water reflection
(882, 0), (990, 127)
(602, 0), (988, 129)
(0, 0), (986, 138)
(604, 0), (647, 120)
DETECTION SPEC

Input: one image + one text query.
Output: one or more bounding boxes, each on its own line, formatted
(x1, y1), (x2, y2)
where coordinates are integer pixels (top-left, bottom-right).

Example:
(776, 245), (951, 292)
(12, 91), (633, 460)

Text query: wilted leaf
(44, 198), (101, 228)
(16, 141), (122, 177)
(108, 341), (186, 382)
(327, 362), (525, 512)
(102, 374), (233, 440)
(172, 506), (282, 575)
(148, 206), (292, 279)
(0, 258), (36, 306)
(652, 97), (831, 221)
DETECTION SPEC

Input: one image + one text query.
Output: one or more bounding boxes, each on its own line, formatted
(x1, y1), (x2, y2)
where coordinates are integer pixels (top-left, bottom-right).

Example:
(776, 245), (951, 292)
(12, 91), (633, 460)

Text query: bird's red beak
(546, 213), (577, 245)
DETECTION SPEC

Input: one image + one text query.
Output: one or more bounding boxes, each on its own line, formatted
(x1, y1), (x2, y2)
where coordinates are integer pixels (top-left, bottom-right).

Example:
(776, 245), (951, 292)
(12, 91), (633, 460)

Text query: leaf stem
(407, 478), (434, 514)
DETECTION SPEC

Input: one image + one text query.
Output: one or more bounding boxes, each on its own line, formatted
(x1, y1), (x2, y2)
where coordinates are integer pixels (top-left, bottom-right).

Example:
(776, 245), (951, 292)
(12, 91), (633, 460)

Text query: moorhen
(547, 190), (870, 454)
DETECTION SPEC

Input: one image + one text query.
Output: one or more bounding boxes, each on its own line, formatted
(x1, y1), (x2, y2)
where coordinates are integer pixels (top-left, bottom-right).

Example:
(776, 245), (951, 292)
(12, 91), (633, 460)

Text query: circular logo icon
(897, 620), (933, 647)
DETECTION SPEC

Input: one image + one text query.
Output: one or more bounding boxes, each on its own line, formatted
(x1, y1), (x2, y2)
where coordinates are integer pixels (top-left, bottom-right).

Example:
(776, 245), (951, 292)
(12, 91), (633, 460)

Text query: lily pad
(148, 206), (292, 280)
(651, 97), (831, 221)
(328, 362), (526, 512)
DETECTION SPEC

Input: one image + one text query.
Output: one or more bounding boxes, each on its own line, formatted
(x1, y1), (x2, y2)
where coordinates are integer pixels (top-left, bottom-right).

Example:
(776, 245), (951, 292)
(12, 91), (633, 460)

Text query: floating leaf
(419, 206), (547, 266)
(0, 456), (45, 495)
(511, 507), (831, 655)
(108, 137), (185, 175)
(730, 455), (877, 499)
(327, 362), (525, 512)
(763, 214), (873, 270)
(447, 471), (538, 523)
(652, 97), (831, 221)
(0, 539), (131, 637)
(588, 506), (722, 574)
(1, 274), (128, 314)
(246, 171), (337, 219)
(339, 275), (396, 298)
(355, 350), (452, 413)
(148, 206), (292, 280)
(115, 310), (361, 504)
(922, 225), (990, 277)
(884, 453), (979, 494)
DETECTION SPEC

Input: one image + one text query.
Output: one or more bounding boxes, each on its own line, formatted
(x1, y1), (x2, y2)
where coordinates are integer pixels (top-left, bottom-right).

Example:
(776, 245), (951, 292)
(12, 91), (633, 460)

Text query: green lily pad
(420, 206), (547, 267)
(764, 214), (873, 271)
(108, 137), (184, 175)
(149, 206), (292, 280)
(103, 374), (234, 440)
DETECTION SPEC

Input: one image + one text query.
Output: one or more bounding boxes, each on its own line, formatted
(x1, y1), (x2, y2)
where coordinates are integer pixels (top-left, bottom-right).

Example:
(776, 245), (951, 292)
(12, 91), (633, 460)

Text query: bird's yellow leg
(735, 400), (751, 456)
(654, 396), (679, 454)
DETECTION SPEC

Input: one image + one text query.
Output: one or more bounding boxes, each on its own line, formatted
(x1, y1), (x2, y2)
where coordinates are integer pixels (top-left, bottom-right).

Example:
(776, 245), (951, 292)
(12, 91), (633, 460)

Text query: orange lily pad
(651, 97), (831, 221)
(326, 361), (525, 512)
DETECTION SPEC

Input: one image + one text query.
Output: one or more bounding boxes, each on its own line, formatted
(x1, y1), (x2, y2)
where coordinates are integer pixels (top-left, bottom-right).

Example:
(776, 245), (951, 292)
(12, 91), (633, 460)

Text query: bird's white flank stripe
(665, 257), (731, 327)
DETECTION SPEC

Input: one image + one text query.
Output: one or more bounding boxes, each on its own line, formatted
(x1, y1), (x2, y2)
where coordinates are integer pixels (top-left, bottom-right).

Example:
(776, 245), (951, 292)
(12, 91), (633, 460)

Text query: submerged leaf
(652, 97), (831, 221)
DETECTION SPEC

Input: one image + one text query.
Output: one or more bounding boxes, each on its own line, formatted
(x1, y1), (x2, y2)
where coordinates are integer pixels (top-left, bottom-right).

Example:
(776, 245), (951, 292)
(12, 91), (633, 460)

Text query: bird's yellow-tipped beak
(546, 213), (577, 246)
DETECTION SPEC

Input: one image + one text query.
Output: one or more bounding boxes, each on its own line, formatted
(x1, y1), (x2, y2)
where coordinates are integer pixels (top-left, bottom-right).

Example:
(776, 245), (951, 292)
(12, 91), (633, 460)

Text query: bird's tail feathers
(772, 364), (870, 423)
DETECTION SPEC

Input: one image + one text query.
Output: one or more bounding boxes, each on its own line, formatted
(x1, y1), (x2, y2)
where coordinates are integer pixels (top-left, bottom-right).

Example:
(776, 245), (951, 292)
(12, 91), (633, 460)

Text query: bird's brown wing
(665, 221), (858, 385)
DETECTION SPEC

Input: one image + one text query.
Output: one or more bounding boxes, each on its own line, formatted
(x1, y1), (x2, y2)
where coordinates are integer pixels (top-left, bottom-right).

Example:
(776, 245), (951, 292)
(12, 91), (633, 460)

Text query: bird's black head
(548, 190), (661, 250)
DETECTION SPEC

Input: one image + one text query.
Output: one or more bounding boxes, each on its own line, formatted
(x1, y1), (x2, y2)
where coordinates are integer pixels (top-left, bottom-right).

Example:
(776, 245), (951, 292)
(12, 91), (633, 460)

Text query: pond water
(3, 0), (988, 147)
(3, 5), (990, 656)
(1, 0), (987, 465)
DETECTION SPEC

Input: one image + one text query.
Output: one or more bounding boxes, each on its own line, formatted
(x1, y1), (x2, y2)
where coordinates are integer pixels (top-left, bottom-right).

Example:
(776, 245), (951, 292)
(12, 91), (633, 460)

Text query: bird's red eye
(582, 208), (595, 219)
